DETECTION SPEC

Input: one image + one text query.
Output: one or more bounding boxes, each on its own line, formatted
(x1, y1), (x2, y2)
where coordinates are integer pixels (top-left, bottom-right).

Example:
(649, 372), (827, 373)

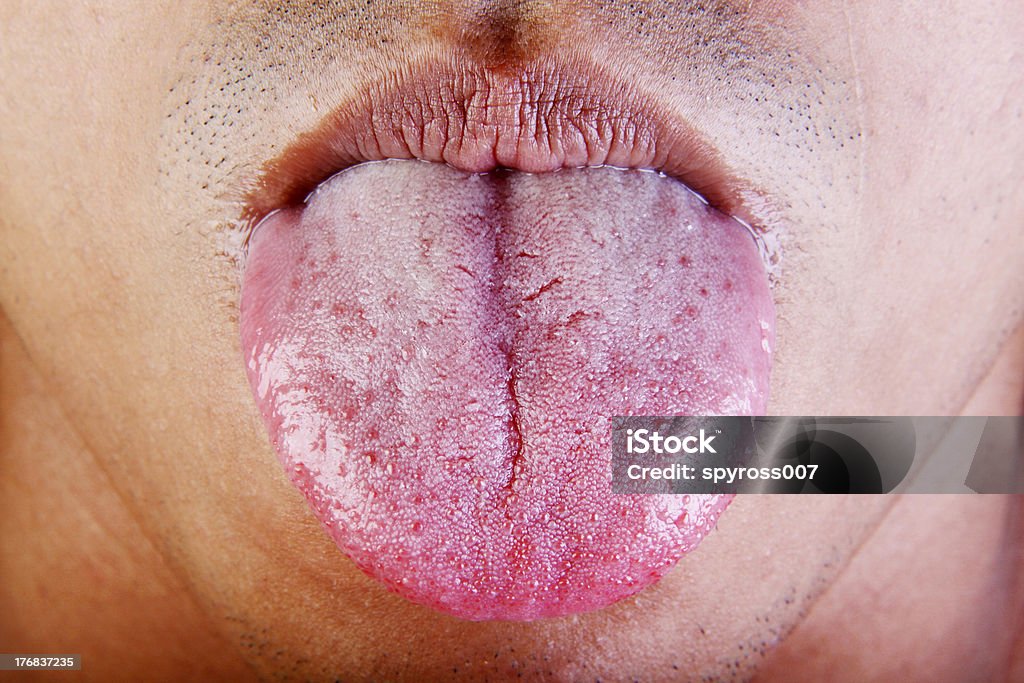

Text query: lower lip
(240, 159), (774, 620)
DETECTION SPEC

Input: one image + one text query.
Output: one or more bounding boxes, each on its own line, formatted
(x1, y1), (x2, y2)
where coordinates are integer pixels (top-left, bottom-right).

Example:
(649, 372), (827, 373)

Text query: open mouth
(239, 56), (775, 621)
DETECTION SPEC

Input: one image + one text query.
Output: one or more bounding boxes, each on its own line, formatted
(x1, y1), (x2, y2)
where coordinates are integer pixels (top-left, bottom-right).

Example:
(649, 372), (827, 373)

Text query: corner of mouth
(239, 54), (784, 272)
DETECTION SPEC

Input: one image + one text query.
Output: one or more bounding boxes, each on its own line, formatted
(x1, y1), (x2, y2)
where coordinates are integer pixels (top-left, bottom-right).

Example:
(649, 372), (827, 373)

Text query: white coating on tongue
(241, 160), (774, 621)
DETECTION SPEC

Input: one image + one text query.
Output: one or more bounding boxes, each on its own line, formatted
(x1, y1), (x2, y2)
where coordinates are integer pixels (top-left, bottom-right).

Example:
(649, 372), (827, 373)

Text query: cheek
(765, 3), (1024, 415)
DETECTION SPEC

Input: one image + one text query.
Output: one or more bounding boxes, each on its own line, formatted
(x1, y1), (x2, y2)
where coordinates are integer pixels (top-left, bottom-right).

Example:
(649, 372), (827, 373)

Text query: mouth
(239, 55), (776, 621)
(243, 55), (773, 234)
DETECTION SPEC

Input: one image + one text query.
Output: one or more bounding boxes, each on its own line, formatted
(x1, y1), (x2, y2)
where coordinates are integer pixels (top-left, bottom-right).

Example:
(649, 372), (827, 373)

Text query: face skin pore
(1, 1), (1022, 681)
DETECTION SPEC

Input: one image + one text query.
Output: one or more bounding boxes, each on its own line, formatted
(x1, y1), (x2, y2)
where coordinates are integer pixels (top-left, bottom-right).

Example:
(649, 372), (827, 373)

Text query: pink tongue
(241, 160), (773, 621)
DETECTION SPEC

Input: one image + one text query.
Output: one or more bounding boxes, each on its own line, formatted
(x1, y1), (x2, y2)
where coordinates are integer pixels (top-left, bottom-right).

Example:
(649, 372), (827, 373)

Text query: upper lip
(243, 53), (769, 237)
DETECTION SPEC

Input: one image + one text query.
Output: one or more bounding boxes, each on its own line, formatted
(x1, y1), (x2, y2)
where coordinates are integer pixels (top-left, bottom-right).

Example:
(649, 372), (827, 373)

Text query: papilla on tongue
(241, 160), (774, 621)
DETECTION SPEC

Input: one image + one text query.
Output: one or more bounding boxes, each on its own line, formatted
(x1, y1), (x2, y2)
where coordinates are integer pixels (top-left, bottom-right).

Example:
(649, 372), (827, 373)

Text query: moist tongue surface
(241, 160), (774, 621)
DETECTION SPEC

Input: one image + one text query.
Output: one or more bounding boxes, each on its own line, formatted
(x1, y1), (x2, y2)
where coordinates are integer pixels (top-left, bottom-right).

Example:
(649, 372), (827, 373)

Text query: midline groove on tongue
(490, 175), (558, 497)
(437, 171), (530, 496)
(489, 175), (523, 496)
(241, 160), (774, 621)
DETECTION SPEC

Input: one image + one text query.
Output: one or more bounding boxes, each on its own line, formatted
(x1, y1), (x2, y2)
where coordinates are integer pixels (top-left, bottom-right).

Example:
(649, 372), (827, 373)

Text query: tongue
(241, 160), (773, 621)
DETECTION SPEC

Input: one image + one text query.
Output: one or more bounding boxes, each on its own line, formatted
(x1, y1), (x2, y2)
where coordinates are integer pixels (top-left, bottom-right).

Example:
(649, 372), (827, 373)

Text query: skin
(1, 0), (1022, 680)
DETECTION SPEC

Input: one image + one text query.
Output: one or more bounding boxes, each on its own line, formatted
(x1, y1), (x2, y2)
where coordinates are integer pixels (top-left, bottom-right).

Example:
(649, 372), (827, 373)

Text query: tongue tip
(374, 498), (731, 622)
(334, 517), (732, 623)
(286, 450), (734, 621)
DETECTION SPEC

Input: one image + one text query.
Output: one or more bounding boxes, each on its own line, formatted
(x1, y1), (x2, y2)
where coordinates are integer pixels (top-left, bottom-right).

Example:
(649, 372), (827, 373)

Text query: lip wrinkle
(242, 54), (759, 235)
